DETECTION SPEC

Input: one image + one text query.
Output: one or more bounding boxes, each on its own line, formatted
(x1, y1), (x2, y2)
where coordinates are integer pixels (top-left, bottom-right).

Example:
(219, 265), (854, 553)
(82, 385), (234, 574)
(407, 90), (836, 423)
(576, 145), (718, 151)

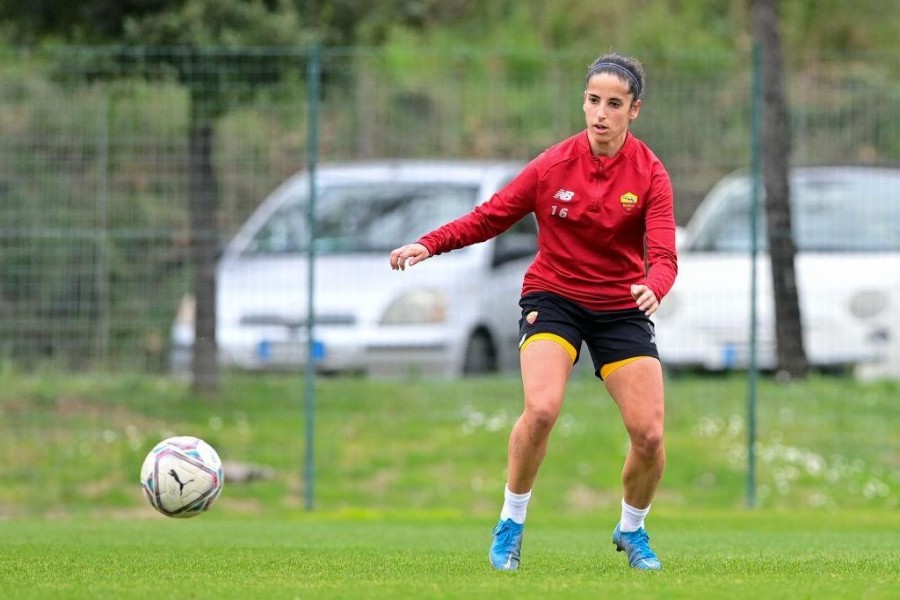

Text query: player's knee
(523, 403), (560, 433)
(631, 426), (664, 457)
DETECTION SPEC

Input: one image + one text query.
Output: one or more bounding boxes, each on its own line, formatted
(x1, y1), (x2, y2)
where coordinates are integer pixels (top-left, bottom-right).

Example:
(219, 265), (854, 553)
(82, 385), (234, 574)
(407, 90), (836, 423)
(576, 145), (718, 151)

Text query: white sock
(619, 499), (651, 532)
(499, 485), (532, 524)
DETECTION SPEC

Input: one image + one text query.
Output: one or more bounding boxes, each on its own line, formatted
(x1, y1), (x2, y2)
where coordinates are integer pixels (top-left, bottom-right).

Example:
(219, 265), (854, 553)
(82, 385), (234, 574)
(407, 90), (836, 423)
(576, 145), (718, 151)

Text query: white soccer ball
(140, 436), (224, 518)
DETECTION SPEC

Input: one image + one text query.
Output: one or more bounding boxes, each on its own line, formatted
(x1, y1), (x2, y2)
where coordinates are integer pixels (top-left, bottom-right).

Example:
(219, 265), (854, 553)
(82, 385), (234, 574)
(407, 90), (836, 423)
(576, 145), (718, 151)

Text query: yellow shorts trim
(599, 356), (651, 380)
(519, 333), (578, 363)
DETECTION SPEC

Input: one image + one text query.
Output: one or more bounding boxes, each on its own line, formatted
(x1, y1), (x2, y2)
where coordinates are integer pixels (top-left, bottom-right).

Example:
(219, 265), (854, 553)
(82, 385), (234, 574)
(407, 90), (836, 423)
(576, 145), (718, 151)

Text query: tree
(749, 0), (809, 378)
(120, 2), (307, 393)
(0, 0), (171, 43)
(2, 0), (309, 393)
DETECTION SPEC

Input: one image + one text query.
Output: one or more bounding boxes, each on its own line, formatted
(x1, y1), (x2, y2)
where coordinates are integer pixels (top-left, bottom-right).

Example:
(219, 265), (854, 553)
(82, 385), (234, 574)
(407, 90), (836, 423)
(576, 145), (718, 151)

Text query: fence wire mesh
(2, 46), (898, 370)
(0, 46), (898, 515)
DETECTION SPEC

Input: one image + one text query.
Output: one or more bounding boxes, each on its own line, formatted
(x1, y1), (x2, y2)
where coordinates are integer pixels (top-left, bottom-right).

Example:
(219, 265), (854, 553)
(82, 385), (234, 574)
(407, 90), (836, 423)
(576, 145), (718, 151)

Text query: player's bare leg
(489, 339), (572, 571)
(507, 339), (573, 493)
(605, 357), (666, 506)
(605, 356), (665, 570)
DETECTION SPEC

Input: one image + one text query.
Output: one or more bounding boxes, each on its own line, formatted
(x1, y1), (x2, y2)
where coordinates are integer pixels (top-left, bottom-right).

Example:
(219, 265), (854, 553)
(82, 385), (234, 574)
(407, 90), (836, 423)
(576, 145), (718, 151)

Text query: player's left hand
(389, 243), (431, 271)
(631, 284), (659, 316)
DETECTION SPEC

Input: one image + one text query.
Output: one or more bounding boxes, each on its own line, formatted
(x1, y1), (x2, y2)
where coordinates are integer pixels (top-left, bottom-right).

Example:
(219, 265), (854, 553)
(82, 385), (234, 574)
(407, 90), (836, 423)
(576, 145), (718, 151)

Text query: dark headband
(590, 62), (642, 99)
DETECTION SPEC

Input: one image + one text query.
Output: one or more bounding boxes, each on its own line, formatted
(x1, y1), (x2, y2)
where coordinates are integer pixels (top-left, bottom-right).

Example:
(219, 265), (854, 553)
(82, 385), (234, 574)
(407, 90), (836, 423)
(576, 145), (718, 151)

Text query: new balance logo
(553, 189), (575, 201)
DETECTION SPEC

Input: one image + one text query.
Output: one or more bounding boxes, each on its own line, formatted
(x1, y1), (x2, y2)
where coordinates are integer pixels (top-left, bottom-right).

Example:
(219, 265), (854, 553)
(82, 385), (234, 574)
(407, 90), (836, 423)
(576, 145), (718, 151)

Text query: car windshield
(688, 171), (900, 252)
(242, 183), (479, 255)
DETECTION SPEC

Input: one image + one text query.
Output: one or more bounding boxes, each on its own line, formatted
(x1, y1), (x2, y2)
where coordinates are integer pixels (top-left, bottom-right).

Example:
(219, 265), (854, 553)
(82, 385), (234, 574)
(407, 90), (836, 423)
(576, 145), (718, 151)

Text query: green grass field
(1, 511), (897, 599)
(1, 370), (898, 598)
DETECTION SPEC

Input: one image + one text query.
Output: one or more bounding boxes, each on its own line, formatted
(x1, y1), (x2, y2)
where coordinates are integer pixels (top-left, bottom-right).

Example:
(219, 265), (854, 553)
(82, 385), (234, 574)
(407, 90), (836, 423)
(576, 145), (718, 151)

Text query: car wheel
(463, 330), (497, 375)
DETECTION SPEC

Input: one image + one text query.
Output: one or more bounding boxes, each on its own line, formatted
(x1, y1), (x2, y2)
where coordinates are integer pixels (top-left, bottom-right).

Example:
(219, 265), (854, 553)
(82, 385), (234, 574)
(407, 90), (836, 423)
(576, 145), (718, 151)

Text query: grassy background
(1, 369), (896, 516)
(0, 370), (897, 598)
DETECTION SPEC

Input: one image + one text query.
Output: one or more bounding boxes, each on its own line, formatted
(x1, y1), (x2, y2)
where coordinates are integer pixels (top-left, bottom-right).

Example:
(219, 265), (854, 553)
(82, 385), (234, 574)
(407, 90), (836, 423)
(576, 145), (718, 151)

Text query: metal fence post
(304, 43), (322, 511)
(747, 41), (762, 509)
(95, 87), (111, 363)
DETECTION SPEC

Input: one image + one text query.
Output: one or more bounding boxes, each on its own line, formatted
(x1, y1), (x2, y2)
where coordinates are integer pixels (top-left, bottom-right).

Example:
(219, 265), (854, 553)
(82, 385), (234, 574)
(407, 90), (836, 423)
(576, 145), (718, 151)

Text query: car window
(687, 179), (754, 252)
(492, 216), (537, 266)
(797, 175), (900, 251)
(242, 183), (479, 255)
(687, 171), (900, 253)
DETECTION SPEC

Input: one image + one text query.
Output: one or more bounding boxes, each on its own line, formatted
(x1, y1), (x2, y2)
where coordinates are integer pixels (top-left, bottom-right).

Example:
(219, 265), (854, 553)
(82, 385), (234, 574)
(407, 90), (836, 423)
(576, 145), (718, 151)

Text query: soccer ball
(140, 436), (224, 518)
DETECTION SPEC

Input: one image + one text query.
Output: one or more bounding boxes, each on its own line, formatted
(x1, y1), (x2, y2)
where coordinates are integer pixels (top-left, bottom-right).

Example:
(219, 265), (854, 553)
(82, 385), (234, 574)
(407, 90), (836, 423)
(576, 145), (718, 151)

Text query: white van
(171, 160), (537, 378)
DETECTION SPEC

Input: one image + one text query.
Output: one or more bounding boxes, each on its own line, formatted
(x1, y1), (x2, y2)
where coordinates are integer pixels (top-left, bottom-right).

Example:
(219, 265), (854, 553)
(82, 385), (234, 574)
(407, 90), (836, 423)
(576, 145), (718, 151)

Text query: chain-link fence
(0, 46), (899, 371)
(1, 45), (898, 516)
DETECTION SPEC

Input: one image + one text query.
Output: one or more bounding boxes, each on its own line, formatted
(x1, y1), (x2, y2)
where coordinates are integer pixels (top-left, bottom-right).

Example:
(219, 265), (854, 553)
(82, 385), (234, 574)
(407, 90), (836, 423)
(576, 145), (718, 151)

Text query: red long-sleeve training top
(417, 130), (678, 311)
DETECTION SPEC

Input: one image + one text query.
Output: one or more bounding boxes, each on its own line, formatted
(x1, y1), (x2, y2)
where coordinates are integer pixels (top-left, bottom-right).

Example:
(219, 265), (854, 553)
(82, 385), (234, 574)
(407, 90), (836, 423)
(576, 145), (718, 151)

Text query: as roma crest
(620, 192), (638, 213)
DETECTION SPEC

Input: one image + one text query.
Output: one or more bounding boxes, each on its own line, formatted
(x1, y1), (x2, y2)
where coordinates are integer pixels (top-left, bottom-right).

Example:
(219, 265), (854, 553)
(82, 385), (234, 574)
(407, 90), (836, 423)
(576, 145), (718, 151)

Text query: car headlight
(848, 290), (889, 320)
(379, 289), (448, 325)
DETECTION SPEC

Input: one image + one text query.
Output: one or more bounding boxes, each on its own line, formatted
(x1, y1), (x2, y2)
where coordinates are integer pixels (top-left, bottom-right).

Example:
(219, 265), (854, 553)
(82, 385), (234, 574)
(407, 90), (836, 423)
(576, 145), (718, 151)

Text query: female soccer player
(389, 52), (677, 571)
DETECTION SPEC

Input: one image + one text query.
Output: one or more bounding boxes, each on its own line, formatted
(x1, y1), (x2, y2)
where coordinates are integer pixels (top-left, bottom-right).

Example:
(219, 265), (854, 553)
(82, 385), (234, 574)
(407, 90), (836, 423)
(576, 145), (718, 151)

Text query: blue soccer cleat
(612, 524), (662, 570)
(489, 518), (524, 571)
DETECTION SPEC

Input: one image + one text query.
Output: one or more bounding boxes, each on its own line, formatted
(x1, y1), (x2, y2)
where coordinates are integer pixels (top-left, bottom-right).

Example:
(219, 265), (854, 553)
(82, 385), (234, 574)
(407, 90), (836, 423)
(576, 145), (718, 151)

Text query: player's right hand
(389, 243), (431, 271)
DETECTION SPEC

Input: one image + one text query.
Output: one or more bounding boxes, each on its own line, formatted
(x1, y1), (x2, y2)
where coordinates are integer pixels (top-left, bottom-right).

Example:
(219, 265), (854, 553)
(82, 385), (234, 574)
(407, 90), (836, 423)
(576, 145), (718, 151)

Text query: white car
(171, 160), (536, 378)
(655, 166), (900, 373)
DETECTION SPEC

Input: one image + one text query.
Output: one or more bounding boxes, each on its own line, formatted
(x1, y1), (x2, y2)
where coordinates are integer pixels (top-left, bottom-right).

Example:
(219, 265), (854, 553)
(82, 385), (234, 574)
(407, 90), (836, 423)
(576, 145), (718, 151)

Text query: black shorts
(517, 291), (659, 379)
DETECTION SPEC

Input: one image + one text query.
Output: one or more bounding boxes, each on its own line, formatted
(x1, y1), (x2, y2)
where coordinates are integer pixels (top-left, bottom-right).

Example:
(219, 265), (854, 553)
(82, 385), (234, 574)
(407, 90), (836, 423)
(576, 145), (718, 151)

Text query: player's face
(583, 73), (641, 156)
